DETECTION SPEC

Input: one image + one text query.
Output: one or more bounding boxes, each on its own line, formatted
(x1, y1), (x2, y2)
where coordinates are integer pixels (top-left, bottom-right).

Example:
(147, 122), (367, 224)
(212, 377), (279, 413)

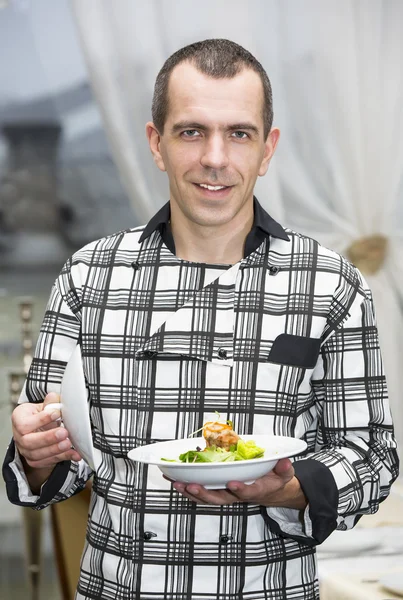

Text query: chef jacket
(3, 198), (399, 600)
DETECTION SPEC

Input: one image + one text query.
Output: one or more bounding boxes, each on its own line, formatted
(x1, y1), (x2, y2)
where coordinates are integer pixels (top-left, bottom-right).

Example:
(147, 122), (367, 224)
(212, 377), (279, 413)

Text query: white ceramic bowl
(128, 434), (307, 489)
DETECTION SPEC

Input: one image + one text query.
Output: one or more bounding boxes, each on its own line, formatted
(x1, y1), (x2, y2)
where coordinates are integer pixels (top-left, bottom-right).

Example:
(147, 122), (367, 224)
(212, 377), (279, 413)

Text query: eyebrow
(171, 121), (260, 136)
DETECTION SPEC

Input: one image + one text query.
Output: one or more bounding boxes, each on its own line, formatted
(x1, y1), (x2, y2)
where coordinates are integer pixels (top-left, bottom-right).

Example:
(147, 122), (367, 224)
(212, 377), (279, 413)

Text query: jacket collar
(139, 196), (289, 257)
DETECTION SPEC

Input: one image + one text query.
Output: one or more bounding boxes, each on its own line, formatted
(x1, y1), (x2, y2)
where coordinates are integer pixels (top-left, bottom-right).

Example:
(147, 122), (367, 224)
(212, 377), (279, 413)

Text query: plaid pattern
(4, 203), (399, 600)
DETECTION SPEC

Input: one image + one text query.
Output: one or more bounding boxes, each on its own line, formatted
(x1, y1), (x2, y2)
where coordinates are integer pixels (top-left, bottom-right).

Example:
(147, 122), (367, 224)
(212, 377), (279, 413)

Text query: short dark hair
(151, 39), (273, 139)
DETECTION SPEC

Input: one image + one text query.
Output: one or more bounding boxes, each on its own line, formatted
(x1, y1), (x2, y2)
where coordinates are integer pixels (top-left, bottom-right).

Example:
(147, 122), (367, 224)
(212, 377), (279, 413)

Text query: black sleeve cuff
(2, 439), (72, 508)
(262, 458), (339, 546)
(294, 458), (338, 543)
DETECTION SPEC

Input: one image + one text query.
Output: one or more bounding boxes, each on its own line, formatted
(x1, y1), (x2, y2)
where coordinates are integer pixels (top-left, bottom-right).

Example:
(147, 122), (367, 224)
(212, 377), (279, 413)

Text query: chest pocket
(267, 334), (321, 369)
(252, 334), (321, 437)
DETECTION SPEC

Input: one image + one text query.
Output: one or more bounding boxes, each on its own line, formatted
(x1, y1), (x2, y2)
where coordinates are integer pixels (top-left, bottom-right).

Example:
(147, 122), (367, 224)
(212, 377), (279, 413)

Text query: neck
(170, 202), (254, 265)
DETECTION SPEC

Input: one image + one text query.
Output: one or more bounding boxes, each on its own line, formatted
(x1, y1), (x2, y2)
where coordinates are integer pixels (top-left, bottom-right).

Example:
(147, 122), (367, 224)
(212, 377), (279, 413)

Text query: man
(3, 39), (399, 599)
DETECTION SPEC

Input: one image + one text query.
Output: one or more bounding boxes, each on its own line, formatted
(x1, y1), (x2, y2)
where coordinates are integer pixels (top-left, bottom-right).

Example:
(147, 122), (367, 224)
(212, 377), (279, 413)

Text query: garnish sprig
(188, 411), (233, 437)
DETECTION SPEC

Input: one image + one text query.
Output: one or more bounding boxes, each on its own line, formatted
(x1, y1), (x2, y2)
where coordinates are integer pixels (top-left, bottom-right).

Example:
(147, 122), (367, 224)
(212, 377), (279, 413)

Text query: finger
(225, 470), (288, 500)
(14, 422), (70, 451)
(12, 405), (62, 436)
(40, 393), (62, 431)
(225, 464), (295, 503)
(24, 448), (82, 469)
(175, 482), (238, 505)
(181, 491), (210, 504)
(189, 488), (239, 505)
(273, 458), (294, 478)
(42, 393), (62, 421)
(172, 482), (206, 504)
(43, 392), (61, 407)
(225, 480), (259, 501)
(17, 427), (71, 457)
(38, 405), (62, 431)
(178, 490), (207, 504)
(21, 437), (74, 462)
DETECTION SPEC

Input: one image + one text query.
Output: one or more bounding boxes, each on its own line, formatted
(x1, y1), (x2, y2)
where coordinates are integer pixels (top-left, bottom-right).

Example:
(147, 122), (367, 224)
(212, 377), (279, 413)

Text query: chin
(189, 207), (237, 228)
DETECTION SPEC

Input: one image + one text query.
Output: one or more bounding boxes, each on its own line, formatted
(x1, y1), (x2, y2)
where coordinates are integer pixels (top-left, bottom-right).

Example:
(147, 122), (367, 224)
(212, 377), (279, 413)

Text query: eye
(232, 131), (248, 139)
(182, 130), (200, 138)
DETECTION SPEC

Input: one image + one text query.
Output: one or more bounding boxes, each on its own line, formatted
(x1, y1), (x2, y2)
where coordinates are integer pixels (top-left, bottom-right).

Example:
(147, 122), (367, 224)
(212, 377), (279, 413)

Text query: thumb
(273, 458), (294, 477)
(42, 392), (61, 411)
(39, 392), (62, 431)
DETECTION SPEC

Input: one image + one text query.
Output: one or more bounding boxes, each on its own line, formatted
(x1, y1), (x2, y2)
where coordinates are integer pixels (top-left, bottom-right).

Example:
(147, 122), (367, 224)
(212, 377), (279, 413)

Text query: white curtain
(71, 0), (403, 457)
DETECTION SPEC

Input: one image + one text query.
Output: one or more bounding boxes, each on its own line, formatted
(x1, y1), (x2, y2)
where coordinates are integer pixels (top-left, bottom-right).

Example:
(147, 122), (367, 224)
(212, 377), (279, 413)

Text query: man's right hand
(11, 392), (82, 492)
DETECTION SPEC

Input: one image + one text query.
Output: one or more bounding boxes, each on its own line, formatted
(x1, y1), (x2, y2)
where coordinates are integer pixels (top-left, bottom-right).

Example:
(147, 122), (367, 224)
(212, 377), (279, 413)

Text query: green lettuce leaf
(233, 439), (265, 461)
(178, 447), (236, 463)
(161, 439), (265, 463)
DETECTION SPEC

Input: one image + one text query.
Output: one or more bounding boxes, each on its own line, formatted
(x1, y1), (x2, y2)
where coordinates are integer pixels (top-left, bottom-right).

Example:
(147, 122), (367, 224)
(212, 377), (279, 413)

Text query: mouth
(192, 182), (233, 198)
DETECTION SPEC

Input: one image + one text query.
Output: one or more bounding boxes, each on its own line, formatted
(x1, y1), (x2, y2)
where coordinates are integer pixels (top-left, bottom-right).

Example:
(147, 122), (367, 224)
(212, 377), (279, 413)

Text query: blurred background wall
(0, 0), (402, 597)
(0, 1), (134, 596)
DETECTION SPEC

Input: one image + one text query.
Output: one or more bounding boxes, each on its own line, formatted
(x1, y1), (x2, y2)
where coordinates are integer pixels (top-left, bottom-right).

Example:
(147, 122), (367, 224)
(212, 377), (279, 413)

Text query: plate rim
(127, 434), (307, 467)
(61, 344), (95, 469)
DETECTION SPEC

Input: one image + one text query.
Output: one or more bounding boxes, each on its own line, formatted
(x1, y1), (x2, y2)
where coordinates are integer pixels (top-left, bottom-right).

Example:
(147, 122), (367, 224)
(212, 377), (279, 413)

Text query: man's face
(147, 62), (279, 228)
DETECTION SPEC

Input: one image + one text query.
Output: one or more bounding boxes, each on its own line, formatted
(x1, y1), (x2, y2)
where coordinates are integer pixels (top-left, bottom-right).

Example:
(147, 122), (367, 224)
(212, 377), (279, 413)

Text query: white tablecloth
(318, 483), (403, 599)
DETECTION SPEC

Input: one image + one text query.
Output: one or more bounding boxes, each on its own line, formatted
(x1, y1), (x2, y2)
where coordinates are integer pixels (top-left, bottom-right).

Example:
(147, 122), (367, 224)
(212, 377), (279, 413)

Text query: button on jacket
(3, 199), (399, 600)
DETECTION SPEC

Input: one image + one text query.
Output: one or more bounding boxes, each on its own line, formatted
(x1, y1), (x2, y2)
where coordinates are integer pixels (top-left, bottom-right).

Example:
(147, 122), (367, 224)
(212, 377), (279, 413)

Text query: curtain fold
(70, 0), (403, 457)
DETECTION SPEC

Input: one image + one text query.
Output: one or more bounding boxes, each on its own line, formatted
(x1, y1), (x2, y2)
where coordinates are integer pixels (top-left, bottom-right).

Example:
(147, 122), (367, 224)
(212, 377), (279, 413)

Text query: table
(318, 482), (403, 599)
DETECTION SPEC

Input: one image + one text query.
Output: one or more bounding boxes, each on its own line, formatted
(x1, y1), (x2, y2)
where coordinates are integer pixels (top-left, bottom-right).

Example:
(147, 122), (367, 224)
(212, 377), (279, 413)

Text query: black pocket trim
(267, 334), (321, 368)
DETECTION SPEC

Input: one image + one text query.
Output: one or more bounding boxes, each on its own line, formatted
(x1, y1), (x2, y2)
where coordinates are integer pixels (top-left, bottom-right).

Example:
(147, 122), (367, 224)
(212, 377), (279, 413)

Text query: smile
(192, 183), (233, 198)
(198, 183), (227, 191)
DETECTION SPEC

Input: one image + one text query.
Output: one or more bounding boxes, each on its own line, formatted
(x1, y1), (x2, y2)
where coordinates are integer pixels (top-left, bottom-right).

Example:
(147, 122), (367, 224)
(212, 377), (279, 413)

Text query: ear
(258, 127), (280, 177)
(146, 122), (166, 172)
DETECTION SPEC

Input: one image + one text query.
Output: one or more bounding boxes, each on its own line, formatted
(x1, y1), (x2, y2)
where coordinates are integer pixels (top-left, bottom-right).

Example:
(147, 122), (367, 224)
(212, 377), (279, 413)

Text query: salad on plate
(162, 414), (265, 463)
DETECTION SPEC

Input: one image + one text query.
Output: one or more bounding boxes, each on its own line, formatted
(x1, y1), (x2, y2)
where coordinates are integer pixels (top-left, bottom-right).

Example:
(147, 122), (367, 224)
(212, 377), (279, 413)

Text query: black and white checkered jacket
(4, 199), (399, 599)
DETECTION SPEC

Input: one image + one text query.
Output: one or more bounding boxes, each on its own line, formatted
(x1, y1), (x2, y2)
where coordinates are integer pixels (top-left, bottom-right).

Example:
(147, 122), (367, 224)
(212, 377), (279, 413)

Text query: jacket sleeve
(265, 272), (399, 545)
(2, 259), (93, 509)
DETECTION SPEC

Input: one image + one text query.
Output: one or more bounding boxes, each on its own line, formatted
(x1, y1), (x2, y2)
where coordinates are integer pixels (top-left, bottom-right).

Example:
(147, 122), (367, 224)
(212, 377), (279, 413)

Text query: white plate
(317, 528), (381, 556)
(127, 435), (307, 489)
(380, 573), (403, 597)
(57, 345), (95, 469)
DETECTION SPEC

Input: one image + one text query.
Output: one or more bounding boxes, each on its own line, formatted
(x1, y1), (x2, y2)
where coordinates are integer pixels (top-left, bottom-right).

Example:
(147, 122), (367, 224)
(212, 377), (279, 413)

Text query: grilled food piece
(203, 421), (240, 451)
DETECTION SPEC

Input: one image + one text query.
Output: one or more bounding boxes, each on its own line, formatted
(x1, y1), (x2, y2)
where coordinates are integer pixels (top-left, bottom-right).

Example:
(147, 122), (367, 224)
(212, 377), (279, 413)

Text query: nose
(200, 134), (229, 170)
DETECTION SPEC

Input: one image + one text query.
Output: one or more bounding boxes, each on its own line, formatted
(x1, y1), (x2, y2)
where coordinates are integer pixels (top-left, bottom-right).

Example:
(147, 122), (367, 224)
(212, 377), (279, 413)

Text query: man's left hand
(170, 458), (308, 510)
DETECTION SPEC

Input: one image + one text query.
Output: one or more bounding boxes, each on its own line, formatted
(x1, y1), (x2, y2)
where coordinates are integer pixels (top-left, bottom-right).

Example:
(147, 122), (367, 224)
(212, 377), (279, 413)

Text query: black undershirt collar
(139, 196), (289, 258)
